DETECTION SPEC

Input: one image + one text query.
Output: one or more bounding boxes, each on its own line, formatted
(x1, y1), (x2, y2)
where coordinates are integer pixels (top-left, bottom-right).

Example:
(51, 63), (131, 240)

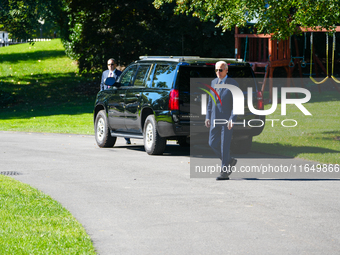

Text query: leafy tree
(63, 0), (236, 72)
(0, 0), (67, 40)
(153, 0), (340, 39)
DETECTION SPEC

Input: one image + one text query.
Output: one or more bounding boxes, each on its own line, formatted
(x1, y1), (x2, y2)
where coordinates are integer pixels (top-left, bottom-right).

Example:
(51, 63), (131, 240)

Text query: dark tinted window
(120, 65), (137, 86)
(177, 65), (255, 92)
(176, 66), (216, 92)
(134, 64), (152, 87)
(152, 64), (176, 89)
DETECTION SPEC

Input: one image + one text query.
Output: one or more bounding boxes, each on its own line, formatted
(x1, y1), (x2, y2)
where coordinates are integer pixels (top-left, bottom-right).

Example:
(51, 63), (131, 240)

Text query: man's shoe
(215, 158), (237, 181)
(216, 176), (229, 181)
(230, 158), (237, 167)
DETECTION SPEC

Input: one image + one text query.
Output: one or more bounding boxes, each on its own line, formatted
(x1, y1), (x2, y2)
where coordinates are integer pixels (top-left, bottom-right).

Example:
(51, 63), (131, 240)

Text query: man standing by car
(100, 58), (131, 144)
(100, 58), (122, 91)
(205, 61), (237, 180)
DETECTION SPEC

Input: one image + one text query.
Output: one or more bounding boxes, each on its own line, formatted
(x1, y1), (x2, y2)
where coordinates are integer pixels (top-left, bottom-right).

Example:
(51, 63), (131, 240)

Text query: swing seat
(331, 75), (340, 83)
(309, 76), (328, 84)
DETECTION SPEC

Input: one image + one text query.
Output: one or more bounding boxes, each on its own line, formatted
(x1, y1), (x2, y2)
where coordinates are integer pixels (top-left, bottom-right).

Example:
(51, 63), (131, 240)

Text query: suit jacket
(100, 69), (123, 91)
(206, 77), (238, 126)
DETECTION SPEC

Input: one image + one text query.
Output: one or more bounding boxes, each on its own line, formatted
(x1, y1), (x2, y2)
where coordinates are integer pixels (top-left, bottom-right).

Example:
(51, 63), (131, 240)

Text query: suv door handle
(119, 94), (126, 97)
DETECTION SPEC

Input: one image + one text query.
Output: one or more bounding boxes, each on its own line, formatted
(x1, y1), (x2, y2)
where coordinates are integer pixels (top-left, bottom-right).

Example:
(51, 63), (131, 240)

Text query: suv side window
(134, 64), (153, 87)
(119, 65), (137, 86)
(152, 64), (176, 89)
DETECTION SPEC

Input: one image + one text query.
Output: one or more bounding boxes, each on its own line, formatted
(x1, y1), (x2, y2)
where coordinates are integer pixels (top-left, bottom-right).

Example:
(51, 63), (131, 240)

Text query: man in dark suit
(205, 61), (238, 180)
(100, 58), (123, 91)
(100, 58), (131, 144)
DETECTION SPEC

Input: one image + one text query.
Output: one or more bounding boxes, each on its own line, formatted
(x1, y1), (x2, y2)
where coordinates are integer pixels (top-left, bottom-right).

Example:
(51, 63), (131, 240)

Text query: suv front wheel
(143, 115), (166, 155)
(95, 110), (117, 147)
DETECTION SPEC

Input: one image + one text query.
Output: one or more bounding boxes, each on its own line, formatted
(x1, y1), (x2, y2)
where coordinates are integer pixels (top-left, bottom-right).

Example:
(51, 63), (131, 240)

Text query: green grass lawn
(253, 88), (340, 164)
(0, 103), (94, 134)
(0, 39), (97, 134)
(0, 175), (96, 254)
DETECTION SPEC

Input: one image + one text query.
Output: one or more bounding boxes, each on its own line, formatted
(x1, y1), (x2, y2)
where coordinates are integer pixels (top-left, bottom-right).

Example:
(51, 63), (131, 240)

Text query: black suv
(94, 56), (265, 155)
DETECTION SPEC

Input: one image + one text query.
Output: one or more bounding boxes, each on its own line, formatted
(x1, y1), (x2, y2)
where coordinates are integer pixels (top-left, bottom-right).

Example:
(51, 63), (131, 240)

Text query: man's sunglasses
(215, 69), (225, 72)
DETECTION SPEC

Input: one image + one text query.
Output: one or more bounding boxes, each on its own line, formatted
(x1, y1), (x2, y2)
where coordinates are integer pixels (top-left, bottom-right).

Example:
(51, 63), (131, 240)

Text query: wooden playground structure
(234, 26), (340, 100)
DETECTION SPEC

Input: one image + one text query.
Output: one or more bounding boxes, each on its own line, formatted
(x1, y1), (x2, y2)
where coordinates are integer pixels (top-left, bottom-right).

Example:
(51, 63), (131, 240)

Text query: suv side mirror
(104, 77), (122, 88)
(104, 77), (116, 86)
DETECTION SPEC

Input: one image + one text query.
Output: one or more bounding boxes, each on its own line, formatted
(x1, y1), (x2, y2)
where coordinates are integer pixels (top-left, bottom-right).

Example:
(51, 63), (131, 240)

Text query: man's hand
(205, 119), (210, 128)
(228, 121), (233, 130)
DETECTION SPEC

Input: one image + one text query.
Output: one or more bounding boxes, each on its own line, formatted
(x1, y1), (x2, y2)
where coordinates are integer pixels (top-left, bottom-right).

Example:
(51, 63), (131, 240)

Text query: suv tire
(95, 110), (117, 147)
(231, 136), (252, 154)
(143, 115), (166, 155)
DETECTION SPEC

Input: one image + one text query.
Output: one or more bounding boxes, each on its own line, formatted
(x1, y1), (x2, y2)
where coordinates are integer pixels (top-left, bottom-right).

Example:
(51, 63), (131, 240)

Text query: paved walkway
(1, 131), (340, 254)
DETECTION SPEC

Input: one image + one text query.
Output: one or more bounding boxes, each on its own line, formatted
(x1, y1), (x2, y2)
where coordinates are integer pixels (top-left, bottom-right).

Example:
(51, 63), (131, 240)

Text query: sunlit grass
(0, 39), (76, 77)
(0, 112), (94, 134)
(0, 101), (94, 134)
(0, 175), (96, 254)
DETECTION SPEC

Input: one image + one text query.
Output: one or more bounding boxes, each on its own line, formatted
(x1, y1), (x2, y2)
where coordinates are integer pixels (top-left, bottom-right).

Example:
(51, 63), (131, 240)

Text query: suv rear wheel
(143, 115), (166, 155)
(95, 110), (117, 147)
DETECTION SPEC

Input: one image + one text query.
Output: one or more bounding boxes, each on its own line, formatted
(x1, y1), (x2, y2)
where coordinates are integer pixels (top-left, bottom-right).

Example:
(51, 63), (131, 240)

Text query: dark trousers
(208, 125), (233, 172)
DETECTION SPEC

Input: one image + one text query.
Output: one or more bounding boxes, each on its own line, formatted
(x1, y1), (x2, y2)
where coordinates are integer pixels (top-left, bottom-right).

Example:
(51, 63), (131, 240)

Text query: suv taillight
(257, 91), (264, 110)
(169, 89), (179, 110)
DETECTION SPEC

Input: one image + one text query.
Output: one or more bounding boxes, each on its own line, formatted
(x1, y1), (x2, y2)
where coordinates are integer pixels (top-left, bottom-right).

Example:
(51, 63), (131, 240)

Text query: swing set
(234, 26), (340, 100)
(309, 32), (340, 84)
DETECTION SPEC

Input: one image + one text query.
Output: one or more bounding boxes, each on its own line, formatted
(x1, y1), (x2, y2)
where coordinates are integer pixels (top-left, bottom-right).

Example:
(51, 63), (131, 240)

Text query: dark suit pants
(209, 125), (233, 173)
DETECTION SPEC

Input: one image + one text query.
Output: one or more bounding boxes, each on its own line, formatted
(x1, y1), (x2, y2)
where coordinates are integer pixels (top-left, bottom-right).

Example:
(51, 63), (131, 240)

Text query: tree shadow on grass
(251, 141), (340, 158)
(316, 131), (340, 141)
(0, 50), (66, 63)
(0, 72), (101, 117)
(189, 140), (339, 160)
